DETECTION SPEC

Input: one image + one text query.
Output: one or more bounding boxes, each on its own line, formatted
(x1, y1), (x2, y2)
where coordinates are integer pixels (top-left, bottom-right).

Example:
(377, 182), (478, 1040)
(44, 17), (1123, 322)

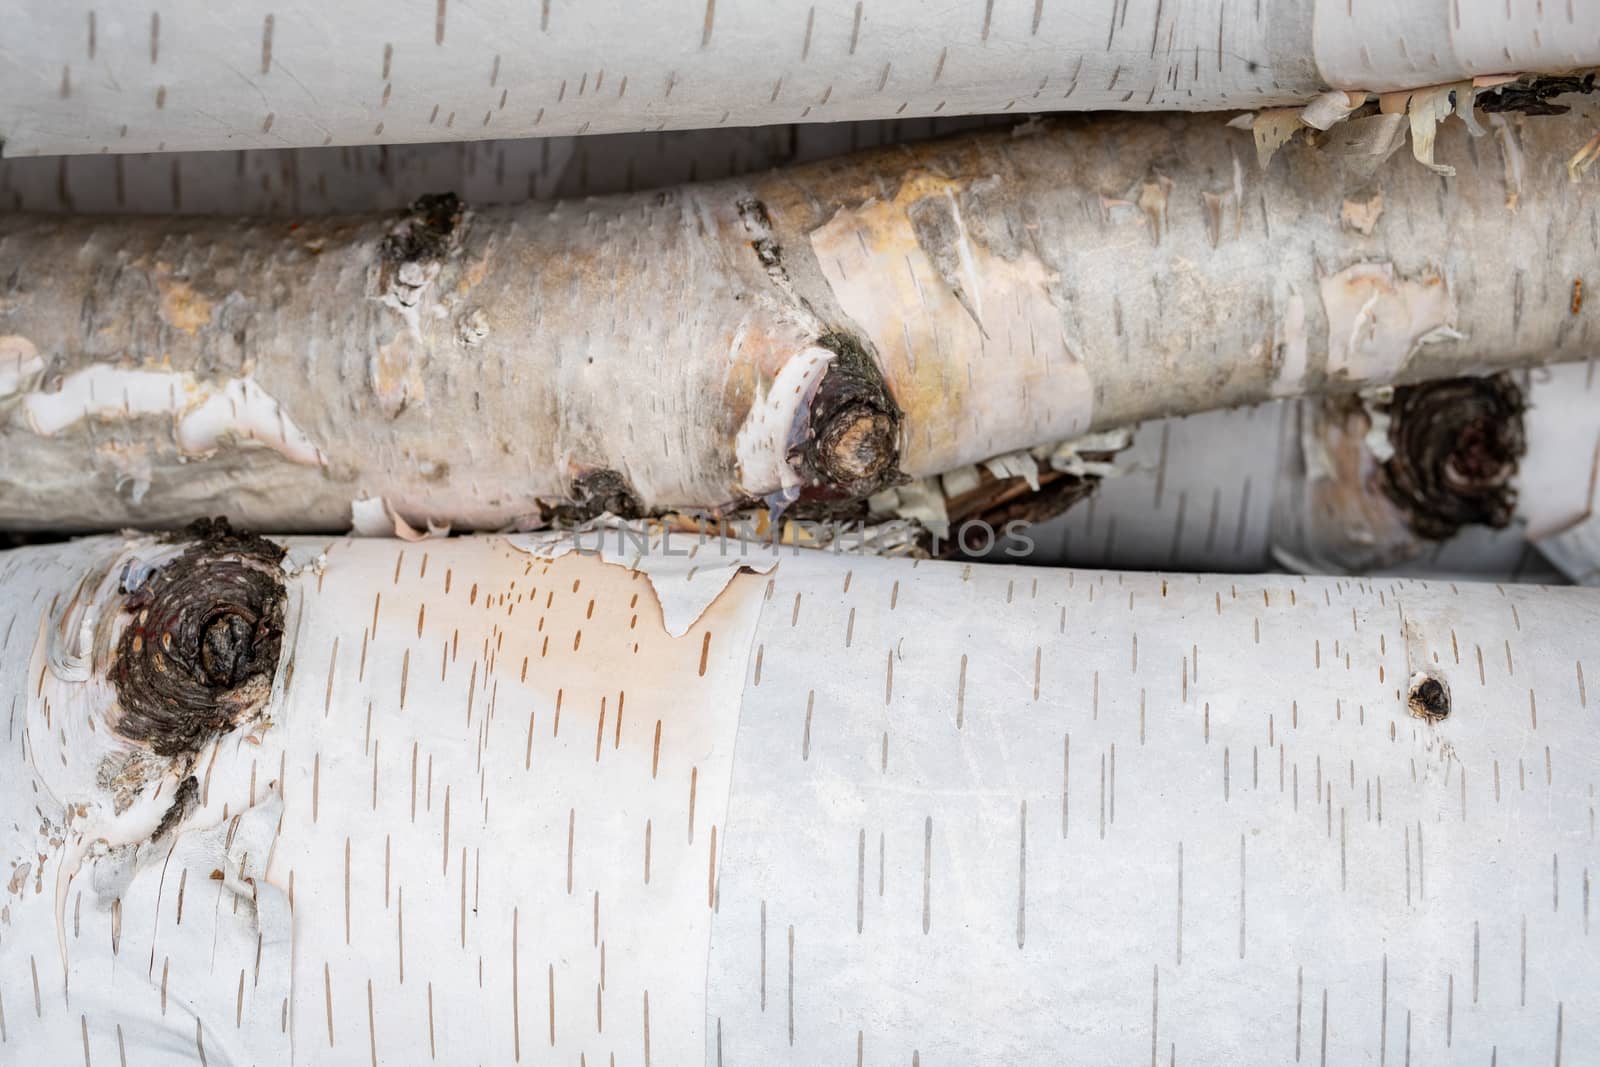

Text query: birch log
(4, 1), (1599, 155)
(1, 529), (1596, 1063)
(982, 362), (1600, 582)
(3, 101), (1598, 533)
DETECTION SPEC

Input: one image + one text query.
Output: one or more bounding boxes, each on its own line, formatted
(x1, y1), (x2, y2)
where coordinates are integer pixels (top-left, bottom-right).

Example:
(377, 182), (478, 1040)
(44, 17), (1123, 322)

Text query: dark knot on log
(815, 403), (898, 486)
(1377, 374), (1526, 541)
(1406, 672), (1452, 722)
(110, 518), (287, 758)
(798, 332), (903, 501)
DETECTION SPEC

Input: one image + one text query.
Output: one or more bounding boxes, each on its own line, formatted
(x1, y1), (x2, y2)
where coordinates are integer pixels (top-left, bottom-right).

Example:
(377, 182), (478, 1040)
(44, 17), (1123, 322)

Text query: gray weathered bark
(2, 101), (1597, 532)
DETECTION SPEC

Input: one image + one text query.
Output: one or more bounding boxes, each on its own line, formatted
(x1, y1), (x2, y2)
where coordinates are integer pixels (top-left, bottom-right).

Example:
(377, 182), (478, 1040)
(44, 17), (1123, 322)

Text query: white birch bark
(1, 531), (1596, 1063)
(4, 1), (1598, 156)
(0, 116), (1001, 215)
(3, 102), (1597, 532)
(1015, 362), (1600, 582)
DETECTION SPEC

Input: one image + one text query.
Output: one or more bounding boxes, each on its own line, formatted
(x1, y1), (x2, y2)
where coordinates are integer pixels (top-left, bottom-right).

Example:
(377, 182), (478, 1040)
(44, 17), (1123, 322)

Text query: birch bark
(2, 102), (1596, 532)
(1, 531), (1595, 1063)
(983, 363), (1600, 583)
(4, 1), (1597, 154)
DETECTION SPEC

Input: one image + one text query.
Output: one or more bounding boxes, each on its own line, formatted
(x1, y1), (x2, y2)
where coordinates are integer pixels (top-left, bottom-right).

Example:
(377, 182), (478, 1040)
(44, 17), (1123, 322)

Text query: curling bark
(1, 100), (1598, 532)
(0, 530), (1596, 1063)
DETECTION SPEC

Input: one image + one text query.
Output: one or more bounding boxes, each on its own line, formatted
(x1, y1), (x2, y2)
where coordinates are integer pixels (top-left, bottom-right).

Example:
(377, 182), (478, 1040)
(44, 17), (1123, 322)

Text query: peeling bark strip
(5, 1), (1597, 155)
(3, 102), (1599, 532)
(110, 518), (287, 757)
(3, 535), (1598, 1062)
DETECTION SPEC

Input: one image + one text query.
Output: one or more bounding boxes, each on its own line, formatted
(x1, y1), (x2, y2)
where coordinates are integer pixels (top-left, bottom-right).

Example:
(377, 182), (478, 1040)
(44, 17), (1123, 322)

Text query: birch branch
(1, 528), (1595, 1063)
(2, 99), (1597, 532)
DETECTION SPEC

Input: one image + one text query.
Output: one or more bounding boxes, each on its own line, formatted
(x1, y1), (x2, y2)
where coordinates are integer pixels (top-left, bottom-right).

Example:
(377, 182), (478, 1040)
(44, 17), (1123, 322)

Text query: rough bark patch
(150, 776), (200, 838)
(1378, 374), (1526, 541)
(371, 192), (467, 415)
(380, 192), (465, 271)
(110, 518), (287, 758)
(735, 197), (784, 275)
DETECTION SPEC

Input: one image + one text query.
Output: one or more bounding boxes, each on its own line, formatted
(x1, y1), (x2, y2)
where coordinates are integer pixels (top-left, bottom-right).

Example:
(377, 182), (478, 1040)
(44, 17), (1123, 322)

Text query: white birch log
(0, 529), (1596, 1063)
(4, 1), (1598, 155)
(1011, 362), (1600, 582)
(3, 101), (1598, 533)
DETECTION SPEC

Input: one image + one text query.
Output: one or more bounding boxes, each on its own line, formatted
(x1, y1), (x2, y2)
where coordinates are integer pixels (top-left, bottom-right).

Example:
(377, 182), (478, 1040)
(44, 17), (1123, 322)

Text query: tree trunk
(7, 1), (1597, 155)
(1, 529), (1595, 1063)
(3, 100), (1597, 533)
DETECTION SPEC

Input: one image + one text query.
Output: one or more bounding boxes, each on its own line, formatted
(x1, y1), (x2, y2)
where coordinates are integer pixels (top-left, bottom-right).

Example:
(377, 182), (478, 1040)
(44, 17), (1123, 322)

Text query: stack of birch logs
(2, 3), (1598, 1063)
